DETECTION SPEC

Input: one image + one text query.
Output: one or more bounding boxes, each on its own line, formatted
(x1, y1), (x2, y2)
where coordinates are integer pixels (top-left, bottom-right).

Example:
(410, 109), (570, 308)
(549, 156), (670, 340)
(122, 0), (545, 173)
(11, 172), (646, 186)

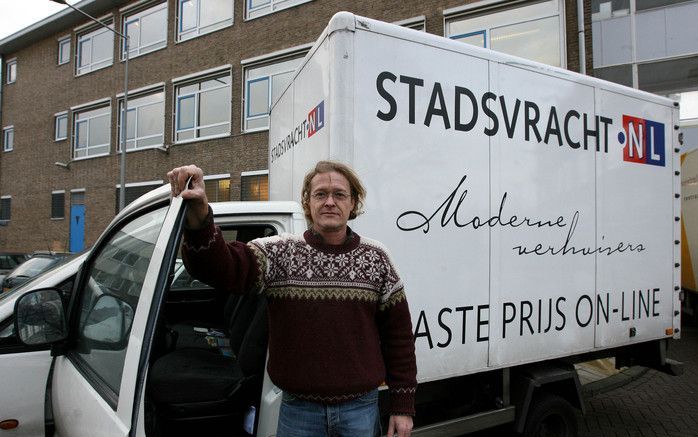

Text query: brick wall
(0, 0), (584, 252)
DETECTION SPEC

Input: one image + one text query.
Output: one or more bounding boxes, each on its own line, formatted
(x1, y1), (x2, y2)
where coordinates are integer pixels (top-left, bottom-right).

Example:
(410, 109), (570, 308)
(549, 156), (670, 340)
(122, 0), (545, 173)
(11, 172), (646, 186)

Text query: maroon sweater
(182, 221), (417, 416)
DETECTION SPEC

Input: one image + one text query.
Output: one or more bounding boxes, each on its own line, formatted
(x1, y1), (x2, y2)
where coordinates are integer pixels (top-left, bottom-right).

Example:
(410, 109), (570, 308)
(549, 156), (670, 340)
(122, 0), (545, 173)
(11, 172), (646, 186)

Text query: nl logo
(619, 115), (665, 167)
(308, 101), (325, 138)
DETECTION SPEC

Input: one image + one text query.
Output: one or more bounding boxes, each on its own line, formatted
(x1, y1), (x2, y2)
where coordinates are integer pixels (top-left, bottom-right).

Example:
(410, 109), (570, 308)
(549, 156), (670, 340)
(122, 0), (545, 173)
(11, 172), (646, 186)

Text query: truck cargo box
(269, 12), (681, 385)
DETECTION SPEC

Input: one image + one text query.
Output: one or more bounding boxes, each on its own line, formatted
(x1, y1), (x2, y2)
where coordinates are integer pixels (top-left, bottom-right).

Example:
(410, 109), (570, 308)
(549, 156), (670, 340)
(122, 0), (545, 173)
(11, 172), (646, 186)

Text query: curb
(582, 366), (649, 397)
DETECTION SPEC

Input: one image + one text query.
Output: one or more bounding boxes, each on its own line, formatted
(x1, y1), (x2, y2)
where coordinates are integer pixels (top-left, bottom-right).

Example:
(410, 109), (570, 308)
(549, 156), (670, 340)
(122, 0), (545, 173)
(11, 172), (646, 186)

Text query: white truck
(4, 12), (683, 437)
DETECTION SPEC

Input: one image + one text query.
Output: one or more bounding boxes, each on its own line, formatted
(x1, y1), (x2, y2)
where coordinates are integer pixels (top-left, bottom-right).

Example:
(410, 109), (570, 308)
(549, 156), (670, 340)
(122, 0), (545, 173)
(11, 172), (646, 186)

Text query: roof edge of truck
(210, 200), (303, 215)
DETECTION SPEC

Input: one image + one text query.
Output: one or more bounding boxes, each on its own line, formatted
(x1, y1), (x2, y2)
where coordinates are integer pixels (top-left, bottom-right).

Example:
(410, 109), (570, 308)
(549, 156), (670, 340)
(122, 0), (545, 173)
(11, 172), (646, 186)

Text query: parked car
(1, 252), (71, 293)
(0, 252), (29, 283)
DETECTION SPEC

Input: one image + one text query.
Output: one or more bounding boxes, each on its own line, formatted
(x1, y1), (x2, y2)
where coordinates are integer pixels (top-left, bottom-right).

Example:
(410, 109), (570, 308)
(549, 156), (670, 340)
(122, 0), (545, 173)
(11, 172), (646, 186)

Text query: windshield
(9, 257), (59, 278)
(0, 255), (79, 303)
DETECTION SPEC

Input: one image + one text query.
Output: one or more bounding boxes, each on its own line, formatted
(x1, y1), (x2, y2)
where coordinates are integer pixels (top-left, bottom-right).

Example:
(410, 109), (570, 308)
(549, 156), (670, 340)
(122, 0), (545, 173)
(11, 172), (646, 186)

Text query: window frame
(173, 68), (232, 144)
(122, 2), (168, 60)
(76, 24), (115, 76)
(3, 126), (14, 152)
(55, 112), (69, 141)
(6, 58), (17, 84)
(242, 52), (306, 132)
(203, 173), (232, 202)
(240, 170), (269, 201)
(51, 190), (66, 220)
(245, 0), (311, 21)
(115, 181), (165, 212)
(176, 0), (234, 43)
(58, 36), (71, 65)
(0, 196), (11, 222)
(443, 0), (567, 68)
(117, 88), (165, 152)
(394, 16), (427, 32)
(72, 102), (112, 161)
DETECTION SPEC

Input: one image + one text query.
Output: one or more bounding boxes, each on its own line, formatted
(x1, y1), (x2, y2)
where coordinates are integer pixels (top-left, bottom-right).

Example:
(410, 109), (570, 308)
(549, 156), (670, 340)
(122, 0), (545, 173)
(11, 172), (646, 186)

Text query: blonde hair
(301, 161), (366, 223)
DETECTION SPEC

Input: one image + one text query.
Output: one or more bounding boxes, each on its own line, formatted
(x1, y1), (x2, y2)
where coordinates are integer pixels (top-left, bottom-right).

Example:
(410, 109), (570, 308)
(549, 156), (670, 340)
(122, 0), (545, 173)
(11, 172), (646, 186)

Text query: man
(168, 161), (417, 437)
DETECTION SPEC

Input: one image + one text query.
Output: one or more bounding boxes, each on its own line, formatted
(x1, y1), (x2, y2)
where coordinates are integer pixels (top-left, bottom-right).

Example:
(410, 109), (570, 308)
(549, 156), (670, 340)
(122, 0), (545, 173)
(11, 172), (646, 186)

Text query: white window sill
(75, 62), (114, 78)
(174, 132), (230, 145)
(72, 152), (110, 161)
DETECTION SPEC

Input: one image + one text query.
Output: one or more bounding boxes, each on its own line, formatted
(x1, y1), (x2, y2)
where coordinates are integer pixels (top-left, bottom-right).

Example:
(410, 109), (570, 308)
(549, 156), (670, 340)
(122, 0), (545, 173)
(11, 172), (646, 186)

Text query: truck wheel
(522, 393), (578, 437)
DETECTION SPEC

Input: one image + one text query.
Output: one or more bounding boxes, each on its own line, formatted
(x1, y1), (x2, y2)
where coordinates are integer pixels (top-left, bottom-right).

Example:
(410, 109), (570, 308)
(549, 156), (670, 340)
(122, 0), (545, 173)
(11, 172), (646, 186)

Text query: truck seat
(147, 293), (268, 428)
(167, 292), (242, 351)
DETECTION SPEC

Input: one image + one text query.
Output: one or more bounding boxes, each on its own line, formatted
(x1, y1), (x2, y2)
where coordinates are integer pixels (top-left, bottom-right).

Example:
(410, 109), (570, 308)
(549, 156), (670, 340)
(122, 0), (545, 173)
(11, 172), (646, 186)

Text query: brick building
(0, 0), (592, 252)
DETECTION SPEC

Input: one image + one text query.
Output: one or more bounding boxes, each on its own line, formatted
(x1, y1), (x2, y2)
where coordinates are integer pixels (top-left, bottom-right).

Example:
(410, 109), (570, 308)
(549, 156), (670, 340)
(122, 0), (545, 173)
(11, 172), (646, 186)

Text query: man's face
(308, 171), (356, 234)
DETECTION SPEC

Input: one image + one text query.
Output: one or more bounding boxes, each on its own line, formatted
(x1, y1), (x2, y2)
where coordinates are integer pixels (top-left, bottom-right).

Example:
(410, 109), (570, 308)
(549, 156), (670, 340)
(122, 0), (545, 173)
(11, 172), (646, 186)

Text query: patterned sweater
(182, 221), (417, 416)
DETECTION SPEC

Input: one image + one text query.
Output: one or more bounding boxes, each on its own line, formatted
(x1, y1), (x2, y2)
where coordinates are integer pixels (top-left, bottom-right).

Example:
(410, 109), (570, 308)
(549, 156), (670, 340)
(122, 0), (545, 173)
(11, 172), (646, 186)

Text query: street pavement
(467, 324), (697, 437)
(577, 325), (698, 437)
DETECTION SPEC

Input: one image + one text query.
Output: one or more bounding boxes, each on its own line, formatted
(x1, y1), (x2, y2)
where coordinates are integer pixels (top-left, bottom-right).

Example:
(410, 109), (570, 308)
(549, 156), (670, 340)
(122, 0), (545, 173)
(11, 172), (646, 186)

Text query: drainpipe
(578, 0), (586, 75)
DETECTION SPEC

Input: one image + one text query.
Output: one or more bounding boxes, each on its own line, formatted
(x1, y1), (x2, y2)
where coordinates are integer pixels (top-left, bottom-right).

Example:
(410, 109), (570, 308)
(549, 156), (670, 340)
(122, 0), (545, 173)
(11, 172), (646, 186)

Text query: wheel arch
(512, 361), (585, 434)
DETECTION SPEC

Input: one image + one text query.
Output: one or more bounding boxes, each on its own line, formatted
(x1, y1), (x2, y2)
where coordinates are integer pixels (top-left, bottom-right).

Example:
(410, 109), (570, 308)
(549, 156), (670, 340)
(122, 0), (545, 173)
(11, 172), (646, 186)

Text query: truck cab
(7, 186), (306, 437)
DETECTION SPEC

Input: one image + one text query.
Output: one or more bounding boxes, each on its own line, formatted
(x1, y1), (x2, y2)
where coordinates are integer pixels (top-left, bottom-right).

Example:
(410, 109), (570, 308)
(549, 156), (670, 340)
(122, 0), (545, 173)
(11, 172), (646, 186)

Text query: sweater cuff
(389, 387), (416, 416)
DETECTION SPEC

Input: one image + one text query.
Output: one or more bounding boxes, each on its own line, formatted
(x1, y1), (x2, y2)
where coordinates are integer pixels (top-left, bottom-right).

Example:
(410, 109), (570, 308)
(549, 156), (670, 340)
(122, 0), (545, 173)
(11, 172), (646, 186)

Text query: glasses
(310, 191), (351, 202)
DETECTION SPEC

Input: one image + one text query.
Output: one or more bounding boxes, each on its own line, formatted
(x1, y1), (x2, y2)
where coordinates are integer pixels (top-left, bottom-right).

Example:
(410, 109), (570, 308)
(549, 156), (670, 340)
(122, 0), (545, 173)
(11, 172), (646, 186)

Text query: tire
(521, 393), (578, 437)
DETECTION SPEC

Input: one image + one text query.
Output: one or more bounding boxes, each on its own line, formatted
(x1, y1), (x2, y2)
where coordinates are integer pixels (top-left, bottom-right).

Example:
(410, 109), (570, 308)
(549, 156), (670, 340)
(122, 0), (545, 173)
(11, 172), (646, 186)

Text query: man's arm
(376, 249), (418, 426)
(169, 165), (261, 294)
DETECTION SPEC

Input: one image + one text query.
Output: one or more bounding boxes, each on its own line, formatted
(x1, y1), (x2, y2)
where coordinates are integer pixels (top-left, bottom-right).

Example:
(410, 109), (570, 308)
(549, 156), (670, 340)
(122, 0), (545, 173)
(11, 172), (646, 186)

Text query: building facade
(590, 0), (698, 149)
(0, 0), (592, 252)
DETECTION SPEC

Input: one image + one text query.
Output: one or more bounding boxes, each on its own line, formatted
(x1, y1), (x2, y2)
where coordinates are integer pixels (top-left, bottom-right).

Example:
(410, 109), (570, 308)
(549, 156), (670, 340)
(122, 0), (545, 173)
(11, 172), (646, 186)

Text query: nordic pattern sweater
(182, 221), (417, 416)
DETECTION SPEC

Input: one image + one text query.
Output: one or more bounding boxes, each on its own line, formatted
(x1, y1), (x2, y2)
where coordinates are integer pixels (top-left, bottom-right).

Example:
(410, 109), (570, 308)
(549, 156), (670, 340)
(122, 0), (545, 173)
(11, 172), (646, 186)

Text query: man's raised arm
(168, 165), (260, 295)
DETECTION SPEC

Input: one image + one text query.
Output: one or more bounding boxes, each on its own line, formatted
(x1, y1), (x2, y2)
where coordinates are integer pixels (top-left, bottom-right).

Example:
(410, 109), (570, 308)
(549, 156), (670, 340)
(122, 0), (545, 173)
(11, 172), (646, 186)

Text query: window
(76, 25), (114, 75)
(246, 0), (310, 20)
(118, 90), (165, 151)
(71, 190), (85, 206)
(115, 181), (164, 212)
(240, 171), (268, 201)
(51, 191), (65, 219)
(72, 205), (167, 401)
(678, 91), (698, 123)
(204, 175), (231, 201)
(6, 58), (17, 84)
(3, 127), (14, 152)
(445, 0), (563, 67)
(174, 71), (231, 142)
(55, 113), (68, 141)
(395, 16), (426, 32)
(0, 197), (11, 221)
(244, 56), (303, 131)
(73, 104), (111, 159)
(592, 0), (698, 90)
(123, 2), (167, 59)
(58, 37), (71, 65)
(177, 0), (233, 42)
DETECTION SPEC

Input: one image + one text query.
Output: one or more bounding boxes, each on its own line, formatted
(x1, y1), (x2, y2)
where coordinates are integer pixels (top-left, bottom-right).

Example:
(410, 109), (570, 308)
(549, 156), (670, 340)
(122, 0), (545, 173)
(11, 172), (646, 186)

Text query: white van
(4, 12), (683, 437)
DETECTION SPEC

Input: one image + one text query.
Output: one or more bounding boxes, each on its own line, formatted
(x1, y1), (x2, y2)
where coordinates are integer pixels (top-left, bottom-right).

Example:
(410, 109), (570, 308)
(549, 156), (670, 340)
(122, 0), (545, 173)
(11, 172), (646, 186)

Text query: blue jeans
(276, 390), (381, 437)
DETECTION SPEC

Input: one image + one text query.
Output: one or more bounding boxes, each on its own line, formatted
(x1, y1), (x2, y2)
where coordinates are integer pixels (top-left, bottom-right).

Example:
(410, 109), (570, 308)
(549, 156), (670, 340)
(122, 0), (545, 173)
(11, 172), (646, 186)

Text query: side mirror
(15, 288), (68, 346)
(82, 294), (134, 349)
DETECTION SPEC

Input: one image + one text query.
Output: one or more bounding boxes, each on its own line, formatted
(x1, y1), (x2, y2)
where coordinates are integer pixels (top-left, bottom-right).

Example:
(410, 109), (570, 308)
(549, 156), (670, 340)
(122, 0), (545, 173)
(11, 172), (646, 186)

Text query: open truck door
(15, 187), (185, 437)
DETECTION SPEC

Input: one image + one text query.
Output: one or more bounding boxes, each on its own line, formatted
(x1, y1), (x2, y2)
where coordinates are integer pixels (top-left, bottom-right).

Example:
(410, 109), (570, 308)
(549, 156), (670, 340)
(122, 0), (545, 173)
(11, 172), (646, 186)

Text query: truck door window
(71, 205), (167, 401)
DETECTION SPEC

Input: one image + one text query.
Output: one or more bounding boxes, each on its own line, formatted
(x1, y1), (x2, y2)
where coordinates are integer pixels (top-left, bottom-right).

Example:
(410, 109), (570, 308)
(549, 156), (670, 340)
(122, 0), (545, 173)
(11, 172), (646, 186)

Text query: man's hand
(387, 415), (413, 437)
(167, 165), (209, 229)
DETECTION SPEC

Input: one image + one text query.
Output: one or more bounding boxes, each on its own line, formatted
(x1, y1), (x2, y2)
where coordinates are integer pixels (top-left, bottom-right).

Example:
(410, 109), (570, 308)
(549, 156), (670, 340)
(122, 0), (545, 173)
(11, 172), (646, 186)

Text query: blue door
(70, 204), (85, 252)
